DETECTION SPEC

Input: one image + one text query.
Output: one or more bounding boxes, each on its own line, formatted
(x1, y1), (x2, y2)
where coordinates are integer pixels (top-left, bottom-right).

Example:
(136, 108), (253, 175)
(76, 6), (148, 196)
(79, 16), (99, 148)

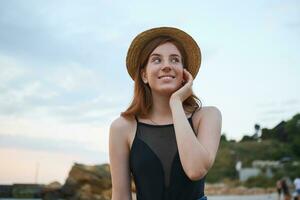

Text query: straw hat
(126, 26), (201, 80)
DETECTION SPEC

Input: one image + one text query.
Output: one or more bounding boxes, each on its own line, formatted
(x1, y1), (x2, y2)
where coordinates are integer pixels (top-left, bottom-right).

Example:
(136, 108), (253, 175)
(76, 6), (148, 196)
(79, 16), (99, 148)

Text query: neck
(148, 90), (184, 122)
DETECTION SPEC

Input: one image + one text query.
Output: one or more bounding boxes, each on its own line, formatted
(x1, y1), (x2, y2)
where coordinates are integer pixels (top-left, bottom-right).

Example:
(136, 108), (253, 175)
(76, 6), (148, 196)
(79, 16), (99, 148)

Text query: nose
(162, 65), (171, 72)
(161, 60), (172, 71)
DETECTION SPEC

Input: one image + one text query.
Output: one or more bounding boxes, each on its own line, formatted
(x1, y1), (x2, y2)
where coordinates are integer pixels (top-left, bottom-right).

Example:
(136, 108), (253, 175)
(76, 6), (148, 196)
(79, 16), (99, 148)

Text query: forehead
(151, 42), (181, 56)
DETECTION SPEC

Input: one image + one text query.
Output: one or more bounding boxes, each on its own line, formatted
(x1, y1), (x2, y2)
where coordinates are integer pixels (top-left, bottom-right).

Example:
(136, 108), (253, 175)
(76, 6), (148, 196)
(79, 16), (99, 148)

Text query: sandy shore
(130, 183), (276, 198)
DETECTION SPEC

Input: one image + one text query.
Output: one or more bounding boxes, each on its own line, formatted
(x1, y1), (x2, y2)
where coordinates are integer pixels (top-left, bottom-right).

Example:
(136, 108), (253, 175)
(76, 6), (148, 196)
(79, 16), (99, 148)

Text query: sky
(0, 0), (299, 185)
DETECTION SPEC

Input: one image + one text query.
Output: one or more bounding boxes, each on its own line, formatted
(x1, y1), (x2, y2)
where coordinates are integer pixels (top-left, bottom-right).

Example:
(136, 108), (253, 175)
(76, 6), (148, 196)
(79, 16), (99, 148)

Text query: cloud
(0, 53), (127, 124)
(255, 98), (299, 126)
(0, 55), (26, 84)
(49, 96), (124, 124)
(0, 133), (101, 157)
(0, 79), (59, 117)
(266, 1), (300, 30)
(46, 62), (101, 92)
(0, 115), (111, 152)
(0, 1), (131, 67)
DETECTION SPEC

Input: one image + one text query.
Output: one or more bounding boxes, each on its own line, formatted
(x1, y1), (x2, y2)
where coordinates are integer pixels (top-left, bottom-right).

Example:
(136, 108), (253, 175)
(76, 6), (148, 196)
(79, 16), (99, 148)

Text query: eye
(152, 57), (161, 63)
(171, 58), (180, 63)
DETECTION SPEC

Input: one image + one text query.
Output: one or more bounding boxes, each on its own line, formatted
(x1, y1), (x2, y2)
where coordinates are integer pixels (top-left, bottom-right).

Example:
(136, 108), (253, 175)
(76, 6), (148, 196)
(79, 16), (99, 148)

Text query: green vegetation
(205, 113), (300, 187)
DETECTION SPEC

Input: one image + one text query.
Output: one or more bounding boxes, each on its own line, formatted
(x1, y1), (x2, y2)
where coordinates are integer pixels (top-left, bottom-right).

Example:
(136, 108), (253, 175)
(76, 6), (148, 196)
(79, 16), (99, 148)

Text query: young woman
(282, 179), (291, 200)
(109, 26), (222, 200)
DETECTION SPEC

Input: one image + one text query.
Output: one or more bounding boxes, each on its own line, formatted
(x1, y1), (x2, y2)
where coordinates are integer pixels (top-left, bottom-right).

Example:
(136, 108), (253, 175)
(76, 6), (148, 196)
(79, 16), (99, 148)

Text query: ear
(141, 68), (148, 84)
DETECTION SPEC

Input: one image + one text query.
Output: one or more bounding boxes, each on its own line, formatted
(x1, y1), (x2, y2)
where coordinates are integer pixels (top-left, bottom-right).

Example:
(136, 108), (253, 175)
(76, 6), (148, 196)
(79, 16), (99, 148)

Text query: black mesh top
(129, 109), (206, 200)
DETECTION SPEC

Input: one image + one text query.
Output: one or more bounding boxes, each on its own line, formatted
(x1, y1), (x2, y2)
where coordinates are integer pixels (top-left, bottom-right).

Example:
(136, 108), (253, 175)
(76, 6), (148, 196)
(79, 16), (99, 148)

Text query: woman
(282, 179), (291, 200)
(109, 26), (222, 200)
(277, 179), (282, 200)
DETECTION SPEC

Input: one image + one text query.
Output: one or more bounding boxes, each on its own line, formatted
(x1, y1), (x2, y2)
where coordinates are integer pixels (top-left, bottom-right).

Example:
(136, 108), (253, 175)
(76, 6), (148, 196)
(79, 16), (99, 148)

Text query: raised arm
(170, 103), (222, 181)
(109, 117), (133, 200)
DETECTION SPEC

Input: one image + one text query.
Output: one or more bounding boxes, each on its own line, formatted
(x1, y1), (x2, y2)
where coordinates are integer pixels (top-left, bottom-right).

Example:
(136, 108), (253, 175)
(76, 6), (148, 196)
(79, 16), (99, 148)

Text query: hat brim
(126, 26), (201, 80)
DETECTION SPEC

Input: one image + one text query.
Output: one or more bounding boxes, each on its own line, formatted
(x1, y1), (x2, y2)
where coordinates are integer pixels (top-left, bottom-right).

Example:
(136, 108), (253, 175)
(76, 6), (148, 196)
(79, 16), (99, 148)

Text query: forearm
(170, 98), (212, 180)
(111, 190), (132, 200)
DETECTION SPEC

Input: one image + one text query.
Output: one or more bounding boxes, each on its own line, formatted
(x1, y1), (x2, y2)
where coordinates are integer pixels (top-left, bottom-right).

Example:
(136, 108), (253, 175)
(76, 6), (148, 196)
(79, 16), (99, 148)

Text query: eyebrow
(150, 53), (181, 58)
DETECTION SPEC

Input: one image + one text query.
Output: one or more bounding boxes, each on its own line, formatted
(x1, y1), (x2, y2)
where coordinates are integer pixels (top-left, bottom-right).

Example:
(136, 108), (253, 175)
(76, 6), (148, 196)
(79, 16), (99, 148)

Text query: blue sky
(0, 0), (299, 184)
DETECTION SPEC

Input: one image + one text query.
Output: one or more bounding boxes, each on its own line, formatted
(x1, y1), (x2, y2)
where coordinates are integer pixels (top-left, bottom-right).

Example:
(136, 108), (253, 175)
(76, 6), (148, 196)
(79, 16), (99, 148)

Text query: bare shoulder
(109, 115), (136, 149)
(109, 116), (136, 198)
(110, 115), (135, 131)
(194, 106), (222, 119)
(192, 106), (222, 132)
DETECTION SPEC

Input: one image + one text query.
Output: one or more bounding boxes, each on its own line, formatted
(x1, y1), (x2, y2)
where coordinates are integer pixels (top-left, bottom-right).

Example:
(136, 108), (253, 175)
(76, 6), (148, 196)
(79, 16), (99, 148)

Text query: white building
(237, 160), (281, 182)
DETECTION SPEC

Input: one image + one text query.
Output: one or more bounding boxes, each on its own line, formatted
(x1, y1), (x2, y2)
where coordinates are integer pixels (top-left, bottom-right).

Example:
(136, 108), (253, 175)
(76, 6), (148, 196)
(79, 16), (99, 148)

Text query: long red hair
(121, 36), (202, 119)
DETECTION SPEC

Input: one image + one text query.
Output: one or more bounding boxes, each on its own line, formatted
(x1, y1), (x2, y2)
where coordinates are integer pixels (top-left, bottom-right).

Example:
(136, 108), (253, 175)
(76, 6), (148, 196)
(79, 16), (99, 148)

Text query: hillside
(206, 113), (300, 187)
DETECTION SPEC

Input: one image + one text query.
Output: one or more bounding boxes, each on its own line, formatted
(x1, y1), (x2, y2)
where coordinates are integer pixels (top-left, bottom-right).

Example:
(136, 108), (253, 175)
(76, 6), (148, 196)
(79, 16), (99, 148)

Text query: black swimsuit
(129, 109), (207, 200)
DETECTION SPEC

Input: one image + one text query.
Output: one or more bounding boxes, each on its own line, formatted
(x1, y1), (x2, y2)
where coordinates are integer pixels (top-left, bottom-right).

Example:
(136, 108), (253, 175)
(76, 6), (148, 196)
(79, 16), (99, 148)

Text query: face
(141, 42), (185, 95)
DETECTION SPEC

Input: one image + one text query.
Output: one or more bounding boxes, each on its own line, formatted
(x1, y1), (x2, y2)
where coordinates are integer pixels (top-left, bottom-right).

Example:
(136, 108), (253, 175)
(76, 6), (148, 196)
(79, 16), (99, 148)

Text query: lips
(158, 75), (175, 79)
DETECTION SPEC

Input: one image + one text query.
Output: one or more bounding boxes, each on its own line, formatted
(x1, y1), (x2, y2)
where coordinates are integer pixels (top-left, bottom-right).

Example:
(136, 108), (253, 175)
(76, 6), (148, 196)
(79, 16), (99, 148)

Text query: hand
(170, 68), (194, 103)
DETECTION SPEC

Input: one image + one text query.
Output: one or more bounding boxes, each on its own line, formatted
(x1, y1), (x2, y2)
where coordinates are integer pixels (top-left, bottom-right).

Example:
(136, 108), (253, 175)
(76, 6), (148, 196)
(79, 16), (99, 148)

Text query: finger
(184, 68), (192, 76)
(183, 68), (190, 79)
(184, 69), (193, 81)
(182, 69), (188, 81)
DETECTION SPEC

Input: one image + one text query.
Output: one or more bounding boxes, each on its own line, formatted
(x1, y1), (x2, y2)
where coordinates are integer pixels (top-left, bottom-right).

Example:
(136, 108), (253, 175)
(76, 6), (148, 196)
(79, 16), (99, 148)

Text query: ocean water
(208, 193), (277, 200)
(0, 193), (278, 200)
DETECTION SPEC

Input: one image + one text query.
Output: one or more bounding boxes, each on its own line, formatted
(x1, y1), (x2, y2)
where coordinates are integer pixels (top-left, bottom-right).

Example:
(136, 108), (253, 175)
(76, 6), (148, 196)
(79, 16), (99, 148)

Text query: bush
(243, 175), (274, 188)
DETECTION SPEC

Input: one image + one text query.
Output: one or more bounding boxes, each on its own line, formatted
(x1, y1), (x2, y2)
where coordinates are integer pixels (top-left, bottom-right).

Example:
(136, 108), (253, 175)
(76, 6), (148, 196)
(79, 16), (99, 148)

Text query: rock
(60, 162), (111, 200)
(43, 181), (62, 192)
(42, 181), (63, 200)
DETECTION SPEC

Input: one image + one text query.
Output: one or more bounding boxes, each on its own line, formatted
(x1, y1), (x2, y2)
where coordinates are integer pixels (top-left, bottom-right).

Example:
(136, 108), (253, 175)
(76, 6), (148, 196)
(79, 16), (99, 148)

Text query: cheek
(177, 68), (184, 81)
(146, 66), (159, 77)
(146, 70), (159, 83)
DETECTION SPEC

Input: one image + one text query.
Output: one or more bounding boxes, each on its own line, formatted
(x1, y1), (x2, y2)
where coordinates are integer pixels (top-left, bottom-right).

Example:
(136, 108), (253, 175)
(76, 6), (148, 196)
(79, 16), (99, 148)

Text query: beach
(0, 193), (278, 200)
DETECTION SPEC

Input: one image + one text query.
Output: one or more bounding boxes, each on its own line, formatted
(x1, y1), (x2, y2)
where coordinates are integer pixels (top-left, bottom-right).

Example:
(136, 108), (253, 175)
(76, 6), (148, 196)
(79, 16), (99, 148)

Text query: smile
(158, 75), (175, 79)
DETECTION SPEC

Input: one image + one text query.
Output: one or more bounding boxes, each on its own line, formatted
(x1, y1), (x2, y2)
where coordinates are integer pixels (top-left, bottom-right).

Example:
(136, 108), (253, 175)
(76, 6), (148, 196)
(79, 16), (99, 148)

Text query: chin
(154, 86), (179, 95)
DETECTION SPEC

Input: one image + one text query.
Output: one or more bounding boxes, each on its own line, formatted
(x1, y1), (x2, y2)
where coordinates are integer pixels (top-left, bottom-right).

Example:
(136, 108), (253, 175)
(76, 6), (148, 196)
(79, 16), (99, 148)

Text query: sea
(0, 193), (279, 200)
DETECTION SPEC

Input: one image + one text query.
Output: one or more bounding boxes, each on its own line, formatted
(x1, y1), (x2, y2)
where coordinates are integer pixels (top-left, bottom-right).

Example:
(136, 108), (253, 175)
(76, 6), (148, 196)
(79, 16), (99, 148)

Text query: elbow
(187, 167), (208, 181)
(187, 150), (216, 181)
(187, 157), (213, 181)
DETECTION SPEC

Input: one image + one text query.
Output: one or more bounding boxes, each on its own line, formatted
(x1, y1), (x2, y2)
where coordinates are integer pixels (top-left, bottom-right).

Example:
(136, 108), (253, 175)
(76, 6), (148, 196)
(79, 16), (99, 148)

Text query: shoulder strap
(134, 114), (139, 123)
(189, 107), (199, 136)
(191, 107), (199, 118)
